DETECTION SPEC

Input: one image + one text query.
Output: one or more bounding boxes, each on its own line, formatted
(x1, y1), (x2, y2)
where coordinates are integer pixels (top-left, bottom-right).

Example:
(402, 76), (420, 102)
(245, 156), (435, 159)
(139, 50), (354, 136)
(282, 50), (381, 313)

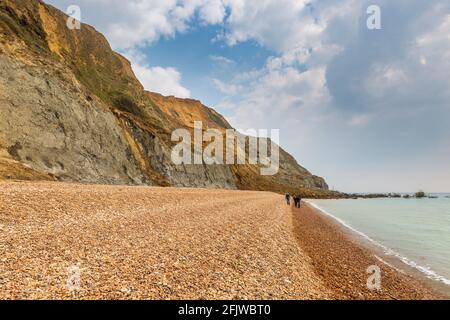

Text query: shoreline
(294, 202), (448, 299)
(306, 201), (450, 295)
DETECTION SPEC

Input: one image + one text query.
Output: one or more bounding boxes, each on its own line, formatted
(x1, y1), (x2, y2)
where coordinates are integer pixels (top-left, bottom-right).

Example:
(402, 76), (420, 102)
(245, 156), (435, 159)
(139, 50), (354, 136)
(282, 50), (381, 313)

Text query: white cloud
(209, 55), (235, 65)
(364, 65), (408, 98)
(212, 79), (242, 95)
(47, 0), (357, 53)
(220, 0), (358, 53)
(46, 0), (227, 50)
(220, 0), (314, 51)
(414, 13), (450, 86)
(224, 62), (330, 130)
(416, 14), (450, 50)
(133, 65), (191, 98)
(124, 50), (191, 98)
(199, 0), (227, 24)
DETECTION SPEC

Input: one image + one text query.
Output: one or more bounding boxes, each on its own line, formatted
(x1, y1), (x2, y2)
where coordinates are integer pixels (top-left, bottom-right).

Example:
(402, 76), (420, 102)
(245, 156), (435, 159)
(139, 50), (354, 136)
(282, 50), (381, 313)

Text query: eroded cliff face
(0, 0), (328, 194)
(0, 53), (148, 185)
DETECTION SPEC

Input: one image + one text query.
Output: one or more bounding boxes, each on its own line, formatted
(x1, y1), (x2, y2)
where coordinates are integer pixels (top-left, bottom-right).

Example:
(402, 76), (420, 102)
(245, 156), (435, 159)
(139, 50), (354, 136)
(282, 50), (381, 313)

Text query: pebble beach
(0, 181), (445, 299)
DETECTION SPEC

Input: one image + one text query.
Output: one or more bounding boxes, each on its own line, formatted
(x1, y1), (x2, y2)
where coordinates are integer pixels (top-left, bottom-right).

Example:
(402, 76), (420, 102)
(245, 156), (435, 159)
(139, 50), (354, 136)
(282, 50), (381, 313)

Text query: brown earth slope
(0, 0), (329, 195)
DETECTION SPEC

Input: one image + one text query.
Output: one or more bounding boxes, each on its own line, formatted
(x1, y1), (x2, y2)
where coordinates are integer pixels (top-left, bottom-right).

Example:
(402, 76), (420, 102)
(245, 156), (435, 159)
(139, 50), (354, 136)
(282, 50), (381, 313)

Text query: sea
(308, 194), (450, 287)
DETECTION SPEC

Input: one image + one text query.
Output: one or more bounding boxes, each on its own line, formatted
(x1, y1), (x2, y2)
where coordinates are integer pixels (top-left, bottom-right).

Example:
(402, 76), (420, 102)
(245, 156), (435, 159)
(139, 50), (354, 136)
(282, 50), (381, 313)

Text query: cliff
(0, 0), (329, 196)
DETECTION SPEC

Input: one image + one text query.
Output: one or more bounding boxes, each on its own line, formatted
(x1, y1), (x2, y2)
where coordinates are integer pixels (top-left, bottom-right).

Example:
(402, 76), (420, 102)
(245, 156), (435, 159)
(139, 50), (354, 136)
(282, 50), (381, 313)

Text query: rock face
(0, 54), (147, 185)
(0, 0), (328, 193)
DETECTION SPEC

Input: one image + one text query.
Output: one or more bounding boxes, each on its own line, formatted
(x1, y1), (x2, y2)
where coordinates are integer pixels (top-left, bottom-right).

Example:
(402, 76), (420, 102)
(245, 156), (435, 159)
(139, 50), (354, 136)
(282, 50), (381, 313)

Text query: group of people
(285, 193), (302, 208)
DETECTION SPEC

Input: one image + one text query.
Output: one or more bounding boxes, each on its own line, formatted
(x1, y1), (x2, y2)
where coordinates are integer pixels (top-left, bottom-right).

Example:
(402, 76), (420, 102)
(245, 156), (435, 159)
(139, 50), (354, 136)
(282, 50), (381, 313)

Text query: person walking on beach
(285, 193), (291, 205)
(293, 194), (302, 208)
(293, 195), (298, 208)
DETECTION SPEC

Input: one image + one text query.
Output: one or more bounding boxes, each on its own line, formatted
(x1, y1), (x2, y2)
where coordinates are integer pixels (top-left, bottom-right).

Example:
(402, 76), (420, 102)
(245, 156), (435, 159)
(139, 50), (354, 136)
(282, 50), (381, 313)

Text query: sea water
(308, 194), (450, 286)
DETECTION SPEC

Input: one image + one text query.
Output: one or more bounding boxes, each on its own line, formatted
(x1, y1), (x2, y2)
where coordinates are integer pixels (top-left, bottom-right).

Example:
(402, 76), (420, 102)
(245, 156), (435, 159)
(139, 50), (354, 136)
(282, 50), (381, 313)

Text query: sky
(46, 0), (450, 193)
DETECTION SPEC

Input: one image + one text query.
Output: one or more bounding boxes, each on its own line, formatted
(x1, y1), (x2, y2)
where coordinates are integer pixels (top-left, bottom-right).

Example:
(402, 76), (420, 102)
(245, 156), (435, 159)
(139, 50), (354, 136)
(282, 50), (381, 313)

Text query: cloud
(47, 0), (356, 52)
(133, 65), (191, 98)
(209, 55), (235, 65)
(220, 0), (316, 52)
(326, 1), (450, 114)
(124, 50), (191, 98)
(414, 13), (450, 90)
(224, 62), (330, 131)
(219, 0), (359, 52)
(212, 79), (242, 95)
(364, 65), (408, 98)
(46, 0), (227, 50)
(199, 0), (227, 24)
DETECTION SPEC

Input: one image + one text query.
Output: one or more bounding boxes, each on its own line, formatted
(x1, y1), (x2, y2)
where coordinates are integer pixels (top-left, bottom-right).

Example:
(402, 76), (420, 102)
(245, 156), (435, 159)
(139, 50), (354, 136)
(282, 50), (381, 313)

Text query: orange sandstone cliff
(0, 0), (329, 196)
